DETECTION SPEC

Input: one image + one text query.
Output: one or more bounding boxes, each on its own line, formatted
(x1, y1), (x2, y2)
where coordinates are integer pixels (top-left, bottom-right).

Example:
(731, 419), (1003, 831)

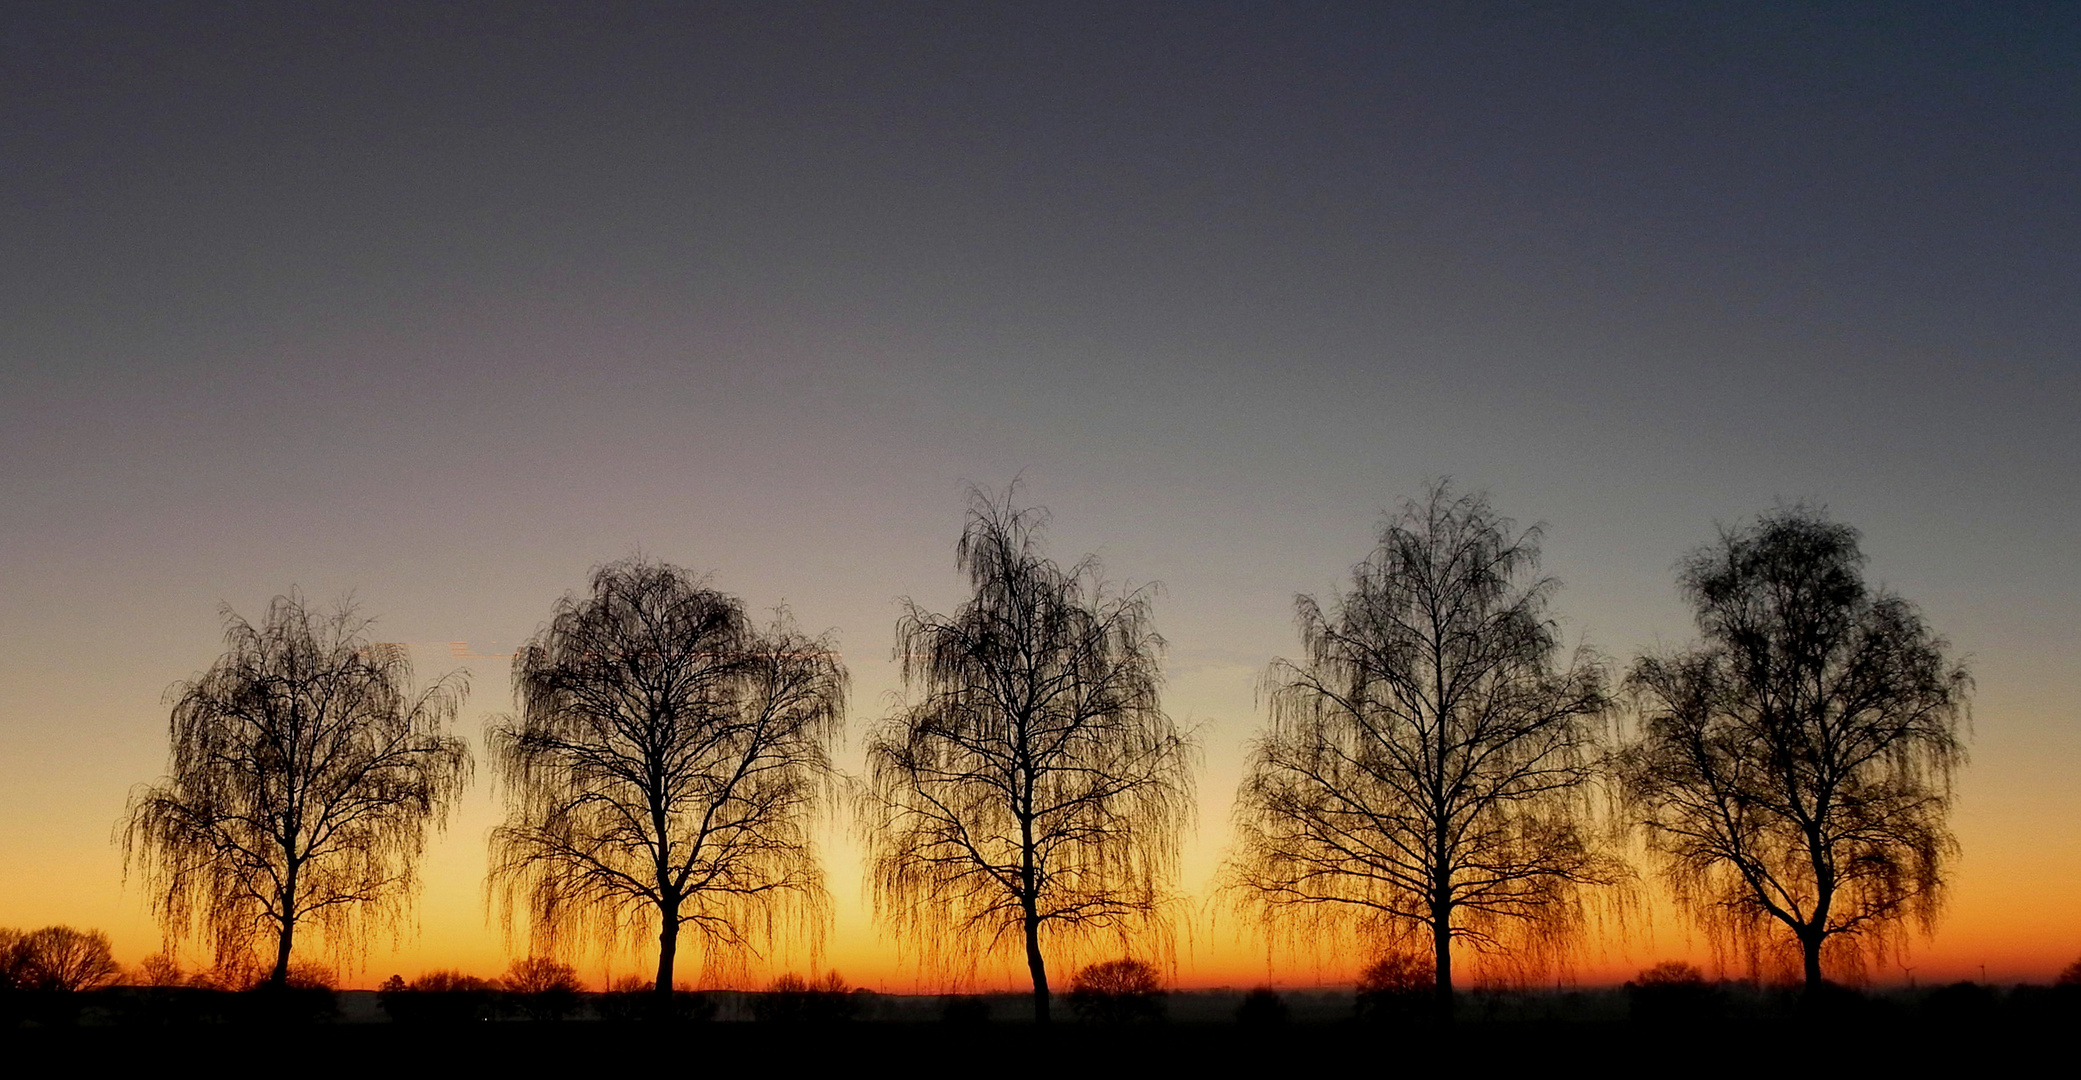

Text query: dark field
(3, 985), (2074, 1076)
(3, 1015), (2069, 1077)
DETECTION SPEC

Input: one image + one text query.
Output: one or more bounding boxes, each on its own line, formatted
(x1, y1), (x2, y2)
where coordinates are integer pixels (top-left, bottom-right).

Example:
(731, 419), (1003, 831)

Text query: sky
(1, 1), (2076, 991)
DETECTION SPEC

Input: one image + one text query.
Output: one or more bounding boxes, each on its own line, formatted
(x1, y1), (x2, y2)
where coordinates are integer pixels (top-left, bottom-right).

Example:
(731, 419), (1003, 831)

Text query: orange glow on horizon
(9, 649), (2075, 996)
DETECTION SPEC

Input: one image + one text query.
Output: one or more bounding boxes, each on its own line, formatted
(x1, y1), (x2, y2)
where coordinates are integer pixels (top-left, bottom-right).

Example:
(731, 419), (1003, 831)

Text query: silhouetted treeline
(102, 484), (1999, 1016)
(10, 976), (2081, 1034)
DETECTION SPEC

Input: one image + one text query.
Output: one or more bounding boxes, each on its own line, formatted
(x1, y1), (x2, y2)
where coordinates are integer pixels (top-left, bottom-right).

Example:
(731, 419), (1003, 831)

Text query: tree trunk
(1431, 903), (1454, 1022)
(1024, 907), (1050, 1024)
(270, 867), (297, 987)
(269, 919), (295, 988)
(656, 917), (679, 998)
(1800, 929), (1825, 992)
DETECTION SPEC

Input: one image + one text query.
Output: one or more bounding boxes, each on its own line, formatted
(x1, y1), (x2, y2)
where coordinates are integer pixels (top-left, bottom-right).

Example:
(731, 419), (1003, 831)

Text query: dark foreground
(4, 1013), (2075, 1077)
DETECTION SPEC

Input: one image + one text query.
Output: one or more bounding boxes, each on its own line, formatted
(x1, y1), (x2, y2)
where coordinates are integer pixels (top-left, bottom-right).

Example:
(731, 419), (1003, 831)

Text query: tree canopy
(123, 594), (470, 986)
(1228, 483), (1614, 1007)
(864, 489), (1195, 1023)
(488, 558), (847, 996)
(1621, 506), (1969, 989)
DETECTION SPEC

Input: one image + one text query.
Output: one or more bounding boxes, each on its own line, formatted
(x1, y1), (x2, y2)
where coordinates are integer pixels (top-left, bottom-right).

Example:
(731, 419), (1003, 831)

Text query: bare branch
(120, 593), (471, 985)
(486, 559), (846, 995)
(862, 486), (1196, 1023)
(1225, 481), (1617, 1006)
(1618, 506), (1969, 989)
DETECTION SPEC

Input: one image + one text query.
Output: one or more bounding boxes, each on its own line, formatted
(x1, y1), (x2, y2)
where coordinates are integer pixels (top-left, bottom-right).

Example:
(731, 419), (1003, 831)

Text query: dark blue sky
(2, 1), (2076, 979)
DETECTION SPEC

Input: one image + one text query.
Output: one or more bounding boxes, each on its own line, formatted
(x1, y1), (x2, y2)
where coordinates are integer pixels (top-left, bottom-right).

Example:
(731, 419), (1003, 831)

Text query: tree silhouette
(1620, 506), (1969, 991)
(752, 970), (856, 1023)
(864, 489), (1194, 1024)
(1068, 957), (1166, 1024)
(378, 969), (497, 1024)
(499, 957), (582, 1020)
(1228, 483), (1613, 1013)
(134, 952), (186, 988)
(0, 929), (29, 991)
(123, 594), (470, 987)
(489, 558), (847, 999)
(0, 926), (121, 991)
(1625, 960), (1724, 1025)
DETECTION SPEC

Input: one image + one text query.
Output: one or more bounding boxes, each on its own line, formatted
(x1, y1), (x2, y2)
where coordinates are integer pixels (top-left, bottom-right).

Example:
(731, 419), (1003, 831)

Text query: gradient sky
(2, 1), (2076, 991)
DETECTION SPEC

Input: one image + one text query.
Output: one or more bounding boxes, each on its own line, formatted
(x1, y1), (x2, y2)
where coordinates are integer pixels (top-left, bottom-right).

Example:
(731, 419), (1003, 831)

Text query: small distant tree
(1229, 483), (1615, 1014)
(15, 927), (122, 991)
(1620, 507), (1970, 991)
(135, 952), (186, 988)
(500, 957), (582, 1020)
(865, 489), (1195, 1024)
(122, 594), (471, 986)
(1068, 958), (1166, 1025)
(500, 956), (581, 995)
(2058, 958), (2081, 988)
(489, 559), (847, 999)
(0, 927), (121, 992)
(1635, 960), (1708, 986)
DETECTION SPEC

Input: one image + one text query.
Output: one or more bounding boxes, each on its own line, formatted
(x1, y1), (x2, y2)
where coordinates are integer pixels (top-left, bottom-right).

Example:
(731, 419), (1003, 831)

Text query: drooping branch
(1619, 506), (1969, 986)
(487, 559), (845, 993)
(1227, 482), (1617, 993)
(864, 488), (1196, 1007)
(121, 593), (470, 984)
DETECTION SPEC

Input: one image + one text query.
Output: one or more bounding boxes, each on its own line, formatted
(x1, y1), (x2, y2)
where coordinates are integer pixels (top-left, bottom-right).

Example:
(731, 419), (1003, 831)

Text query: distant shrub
(1625, 961), (1724, 1025)
(412, 970), (496, 994)
(134, 953), (186, 988)
(283, 961), (336, 991)
(499, 958), (583, 1020)
(1236, 986), (1290, 1026)
(597, 975), (717, 1023)
(754, 971), (856, 1023)
(379, 969), (497, 1024)
(596, 974), (653, 1023)
(1355, 951), (1431, 1024)
(1069, 958), (1166, 1025)
(188, 955), (265, 992)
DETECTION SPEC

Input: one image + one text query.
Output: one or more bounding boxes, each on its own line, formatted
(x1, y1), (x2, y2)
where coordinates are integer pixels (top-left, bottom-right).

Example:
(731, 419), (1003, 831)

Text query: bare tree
(1228, 483), (1613, 1013)
(134, 952), (187, 988)
(488, 558), (846, 1000)
(1067, 957), (1166, 1024)
(21, 927), (122, 992)
(864, 489), (1195, 1024)
(123, 595), (471, 987)
(499, 956), (583, 1020)
(1620, 506), (1969, 991)
(0, 926), (121, 992)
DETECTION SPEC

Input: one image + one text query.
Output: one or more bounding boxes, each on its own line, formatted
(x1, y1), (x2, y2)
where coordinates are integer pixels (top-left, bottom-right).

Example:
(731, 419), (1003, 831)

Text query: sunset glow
(2, 3), (2077, 1006)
